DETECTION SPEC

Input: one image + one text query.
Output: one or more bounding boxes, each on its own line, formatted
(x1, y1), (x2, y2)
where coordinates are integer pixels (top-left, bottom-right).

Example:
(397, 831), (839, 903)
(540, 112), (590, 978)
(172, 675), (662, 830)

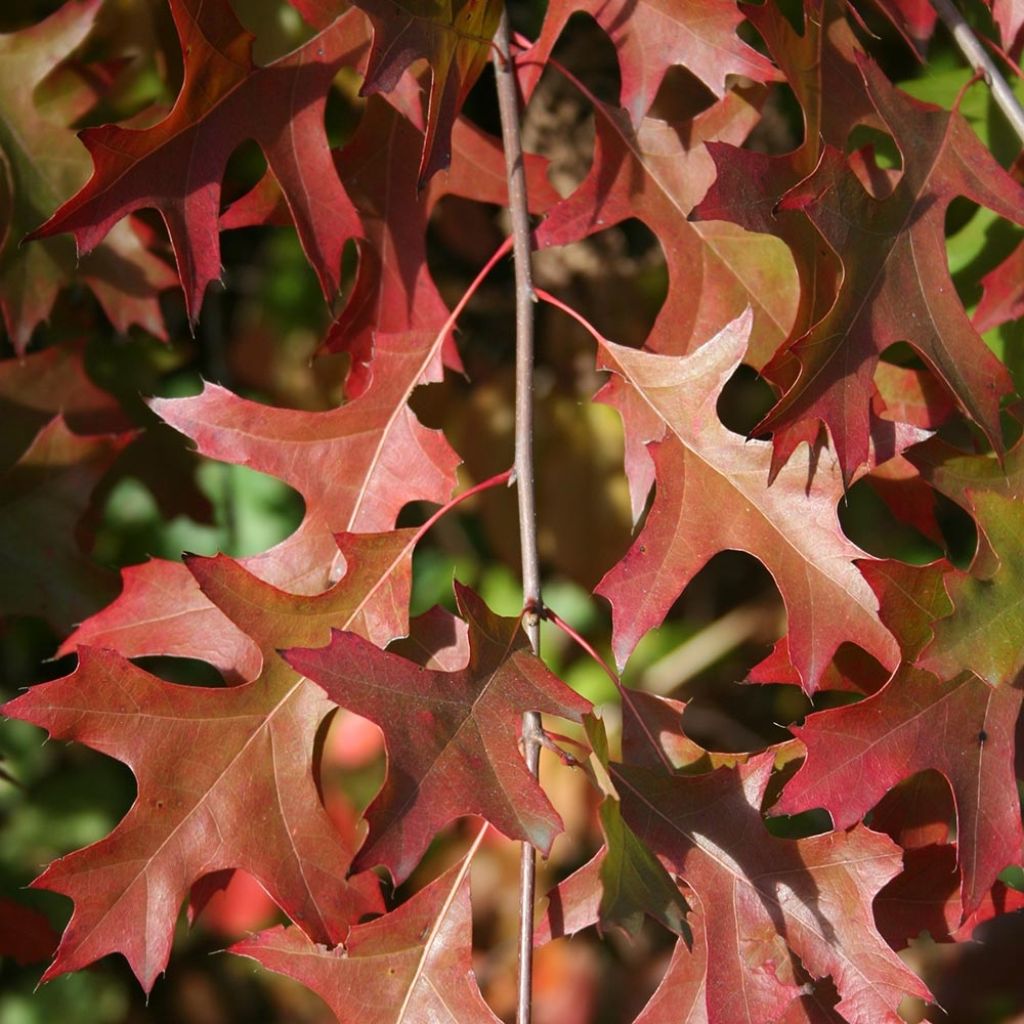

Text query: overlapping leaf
(284, 584), (592, 883)
(594, 311), (898, 690)
(536, 89), (798, 375)
(232, 849), (500, 1023)
(225, 95), (558, 395)
(151, 330), (461, 593)
(0, 527), (437, 989)
(353, 0), (503, 184)
(757, 59), (1024, 480)
(776, 559), (1024, 914)
(0, 0), (173, 350)
(613, 753), (929, 1023)
(29, 0), (369, 321)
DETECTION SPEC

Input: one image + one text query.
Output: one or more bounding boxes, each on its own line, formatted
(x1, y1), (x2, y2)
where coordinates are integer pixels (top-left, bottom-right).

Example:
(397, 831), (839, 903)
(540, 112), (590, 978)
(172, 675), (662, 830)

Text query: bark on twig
(492, 13), (543, 1024)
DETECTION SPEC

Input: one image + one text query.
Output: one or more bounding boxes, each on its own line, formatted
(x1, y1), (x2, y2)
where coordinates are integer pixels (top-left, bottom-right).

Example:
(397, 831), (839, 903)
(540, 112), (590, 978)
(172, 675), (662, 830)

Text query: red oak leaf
(536, 90), (798, 375)
(758, 58), (1023, 481)
(519, 0), (780, 124)
(692, 0), (877, 365)
(231, 847), (500, 1024)
(0, 416), (129, 630)
(3, 647), (382, 991)
(973, 239), (1024, 333)
(28, 0), (369, 322)
(0, 0), (173, 350)
(283, 584), (592, 883)
(0, 531), (432, 988)
(775, 557), (1023, 915)
(613, 754), (930, 1023)
(778, 666), (1022, 914)
(226, 95), (558, 396)
(919, 490), (1024, 688)
(874, 843), (1024, 949)
(150, 330), (461, 595)
(353, 0), (503, 185)
(633, 902), (848, 1024)
(61, 528), (420, 688)
(594, 311), (898, 691)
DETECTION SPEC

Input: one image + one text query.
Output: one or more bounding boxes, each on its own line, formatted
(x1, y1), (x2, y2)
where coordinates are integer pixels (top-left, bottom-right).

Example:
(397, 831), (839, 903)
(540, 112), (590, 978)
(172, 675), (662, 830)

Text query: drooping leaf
(757, 58), (1024, 480)
(231, 848), (500, 1024)
(283, 583), (592, 883)
(0, 0), (173, 350)
(28, 0), (370, 321)
(594, 311), (898, 691)
(353, 0), (503, 185)
(325, 98), (558, 392)
(0, 533), (429, 989)
(692, 0), (875, 360)
(0, 416), (128, 630)
(520, 0), (780, 124)
(151, 330), (461, 594)
(613, 754), (931, 1023)
(536, 89), (798, 376)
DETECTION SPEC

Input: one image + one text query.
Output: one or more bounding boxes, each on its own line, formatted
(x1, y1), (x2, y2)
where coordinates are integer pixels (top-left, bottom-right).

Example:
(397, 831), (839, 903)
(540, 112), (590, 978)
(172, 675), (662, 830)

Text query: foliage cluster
(2, 0), (1024, 1021)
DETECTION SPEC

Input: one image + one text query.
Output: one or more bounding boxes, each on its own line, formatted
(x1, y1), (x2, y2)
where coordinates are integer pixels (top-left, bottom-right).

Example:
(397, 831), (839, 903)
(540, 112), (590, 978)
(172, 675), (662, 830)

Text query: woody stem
(492, 11), (542, 1024)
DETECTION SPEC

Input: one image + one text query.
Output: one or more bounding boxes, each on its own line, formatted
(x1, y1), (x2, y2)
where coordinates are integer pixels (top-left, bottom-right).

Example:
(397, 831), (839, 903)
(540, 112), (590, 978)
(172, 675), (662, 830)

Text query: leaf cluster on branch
(2, 0), (1024, 1021)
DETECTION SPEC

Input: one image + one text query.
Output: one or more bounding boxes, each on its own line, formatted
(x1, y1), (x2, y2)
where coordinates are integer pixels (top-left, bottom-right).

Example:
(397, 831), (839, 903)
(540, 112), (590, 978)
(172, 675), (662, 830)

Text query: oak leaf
(519, 0), (780, 124)
(353, 0), (503, 185)
(231, 849), (500, 1023)
(758, 59), (1024, 480)
(536, 90), (798, 376)
(151, 330), (461, 594)
(613, 754), (930, 1023)
(0, 532), (430, 989)
(283, 584), (592, 883)
(28, 0), (369, 321)
(594, 311), (898, 691)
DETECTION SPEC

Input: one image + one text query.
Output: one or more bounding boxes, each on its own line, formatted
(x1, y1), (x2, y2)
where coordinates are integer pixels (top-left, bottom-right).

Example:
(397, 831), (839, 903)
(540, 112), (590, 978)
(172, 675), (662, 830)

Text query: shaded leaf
(283, 583), (591, 883)
(758, 59), (1024, 480)
(0, 416), (128, 630)
(353, 0), (503, 184)
(0, 0), (172, 350)
(231, 848), (500, 1023)
(613, 754), (930, 1023)
(29, 0), (370, 321)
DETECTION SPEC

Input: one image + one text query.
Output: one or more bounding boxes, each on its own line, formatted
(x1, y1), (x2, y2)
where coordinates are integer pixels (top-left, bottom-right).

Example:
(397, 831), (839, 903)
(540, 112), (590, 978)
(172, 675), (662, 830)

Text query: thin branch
(492, 12), (542, 1024)
(930, 0), (1024, 144)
